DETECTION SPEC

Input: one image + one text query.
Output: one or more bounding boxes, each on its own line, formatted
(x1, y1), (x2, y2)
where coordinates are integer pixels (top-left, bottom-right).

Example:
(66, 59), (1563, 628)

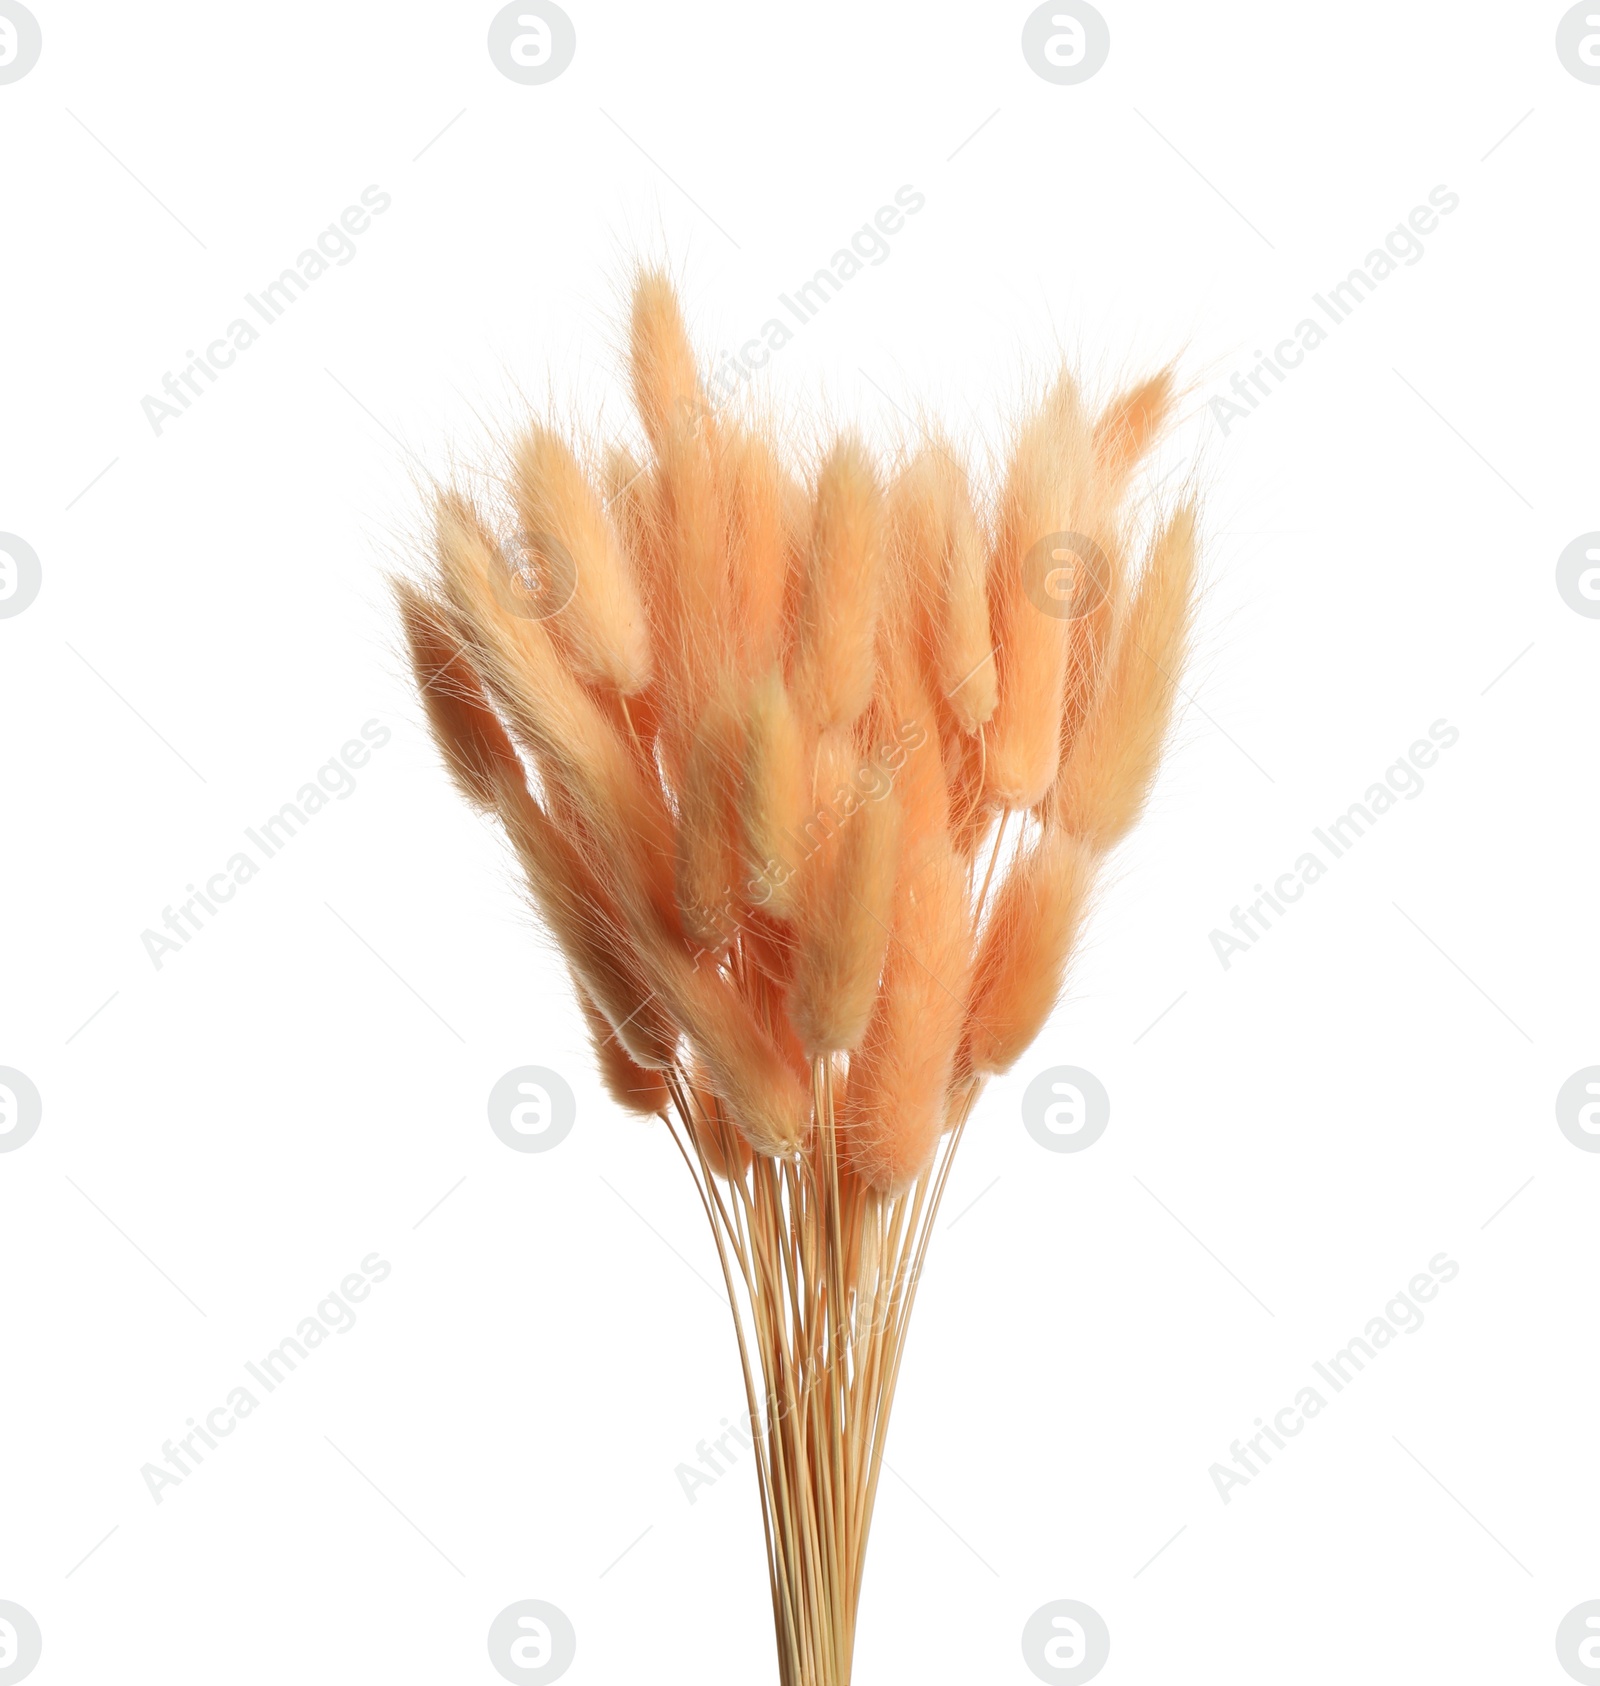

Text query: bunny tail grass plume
(1054, 503), (1197, 850)
(788, 781), (902, 1055)
(398, 272), (1201, 1686)
(510, 425), (652, 695)
(983, 371), (1095, 810)
(492, 764), (679, 1072)
(724, 430), (794, 675)
(675, 680), (745, 951)
(629, 267), (704, 451)
(840, 843), (972, 1190)
(886, 444), (997, 737)
(964, 827), (1097, 1076)
(394, 579), (524, 813)
(740, 666), (810, 917)
(792, 438), (884, 735)
(929, 453), (998, 732)
(1093, 366), (1177, 495)
(576, 987), (669, 1117)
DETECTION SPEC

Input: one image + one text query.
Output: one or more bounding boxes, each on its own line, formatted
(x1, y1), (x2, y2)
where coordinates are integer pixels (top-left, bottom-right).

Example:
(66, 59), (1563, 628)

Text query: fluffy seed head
(577, 986), (669, 1116)
(629, 269), (704, 450)
(1054, 504), (1196, 851)
(791, 439), (884, 733)
(675, 681), (745, 950)
(740, 667), (811, 918)
(887, 448), (996, 733)
(402, 274), (1193, 1166)
(723, 430), (793, 674)
(983, 373), (1096, 809)
(841, 845), (972, 1190)
(394, 578), (523, 813)
(510, 425), (652, 694)
(788, 785), (903, 1055)
(1094, 367), (1176, 497)
(964, 828), (1097, 1075)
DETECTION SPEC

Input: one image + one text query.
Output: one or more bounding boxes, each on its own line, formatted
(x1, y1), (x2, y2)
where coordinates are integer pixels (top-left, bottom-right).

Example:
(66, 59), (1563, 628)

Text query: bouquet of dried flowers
(398, 273), (1193, 1685)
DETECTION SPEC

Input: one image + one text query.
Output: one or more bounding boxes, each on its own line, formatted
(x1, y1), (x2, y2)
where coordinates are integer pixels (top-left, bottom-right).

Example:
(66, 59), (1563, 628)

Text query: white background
(3, 3), (1598, 1682)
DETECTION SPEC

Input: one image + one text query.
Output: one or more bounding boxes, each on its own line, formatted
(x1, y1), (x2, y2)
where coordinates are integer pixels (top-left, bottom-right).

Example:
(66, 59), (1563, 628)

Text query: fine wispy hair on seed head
(397, 267), (1198, 1184)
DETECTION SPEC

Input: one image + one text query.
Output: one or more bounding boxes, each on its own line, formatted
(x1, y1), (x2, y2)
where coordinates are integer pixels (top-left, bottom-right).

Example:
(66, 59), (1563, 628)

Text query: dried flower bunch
(398, 271), (1194, 1686)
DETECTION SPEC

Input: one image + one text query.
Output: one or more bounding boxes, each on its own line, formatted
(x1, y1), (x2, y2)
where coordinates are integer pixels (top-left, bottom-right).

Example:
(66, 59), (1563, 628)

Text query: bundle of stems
(397, 272), (1194, 1685)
